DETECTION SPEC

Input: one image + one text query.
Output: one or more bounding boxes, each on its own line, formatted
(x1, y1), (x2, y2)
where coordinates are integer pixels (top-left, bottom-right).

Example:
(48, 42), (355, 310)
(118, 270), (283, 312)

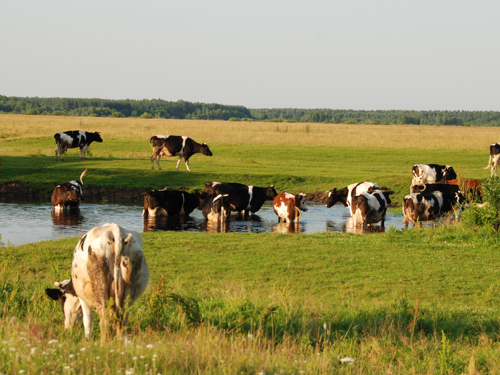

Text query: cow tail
(112, 227), (124, 315)
(80, 169), (88, 185)
(295, 206), (302, 221)
(484, 155), (492, 169)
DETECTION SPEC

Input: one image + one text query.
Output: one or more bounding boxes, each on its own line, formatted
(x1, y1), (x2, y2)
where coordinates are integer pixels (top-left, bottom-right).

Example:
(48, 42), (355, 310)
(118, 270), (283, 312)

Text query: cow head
(266, 185), (278, 200)
(296, 193), (308, 212)
(89, 132), (103, 143)
(201, 143), (213, 157)
(443, 165), (457, 181)
(45, 279), (82, 329)
(380, 189), (395, 205)
(325, 187), (348, 208)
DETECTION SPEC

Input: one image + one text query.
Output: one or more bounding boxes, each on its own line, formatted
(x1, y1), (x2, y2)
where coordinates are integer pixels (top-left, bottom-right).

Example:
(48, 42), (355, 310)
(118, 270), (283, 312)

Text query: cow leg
(183, 157), (191, 171)
(80, 299), (94, 341)
(80, 145), (87, 159)
(55, 145), (59, 161)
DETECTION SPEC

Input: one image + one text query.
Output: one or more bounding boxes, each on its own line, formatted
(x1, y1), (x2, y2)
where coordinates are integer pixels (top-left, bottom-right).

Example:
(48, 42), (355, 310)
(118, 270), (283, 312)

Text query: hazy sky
(2, 0), (499, 111)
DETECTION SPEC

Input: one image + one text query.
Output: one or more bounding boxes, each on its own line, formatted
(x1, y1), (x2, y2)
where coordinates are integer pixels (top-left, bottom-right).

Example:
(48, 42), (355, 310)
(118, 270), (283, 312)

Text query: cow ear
(45, 288), (63, 301)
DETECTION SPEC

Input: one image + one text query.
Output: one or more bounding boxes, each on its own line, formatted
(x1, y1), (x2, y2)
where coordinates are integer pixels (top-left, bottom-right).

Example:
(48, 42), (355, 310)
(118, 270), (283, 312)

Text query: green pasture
(1, 117), (500, 373)
(1, 227), (500, 373)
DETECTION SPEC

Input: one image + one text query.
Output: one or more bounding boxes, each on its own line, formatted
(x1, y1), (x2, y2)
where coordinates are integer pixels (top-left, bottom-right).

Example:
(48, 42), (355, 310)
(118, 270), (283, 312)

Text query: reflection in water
(51, 209), (83, 226)
(0, 201), (406, 246)
(143, 215), (202, 233)
(271, 222), (301, 234)
(344, 217), (386, 234)
(201, 220), (230, 233)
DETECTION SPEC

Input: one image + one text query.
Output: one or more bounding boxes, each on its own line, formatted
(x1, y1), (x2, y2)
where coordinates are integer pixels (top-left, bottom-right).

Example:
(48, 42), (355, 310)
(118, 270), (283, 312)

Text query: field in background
(0, 114), (497, 206)
(2, 114), (500, 373)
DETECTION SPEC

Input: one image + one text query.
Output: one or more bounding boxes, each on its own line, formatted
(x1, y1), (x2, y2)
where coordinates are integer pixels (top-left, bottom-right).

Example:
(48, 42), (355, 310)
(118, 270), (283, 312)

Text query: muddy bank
(0, 181), (328, 203)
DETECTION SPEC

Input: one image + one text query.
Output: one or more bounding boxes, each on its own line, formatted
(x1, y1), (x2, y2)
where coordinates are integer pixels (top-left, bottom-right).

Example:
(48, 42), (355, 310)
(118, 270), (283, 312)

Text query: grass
(1, 114), (500, 373)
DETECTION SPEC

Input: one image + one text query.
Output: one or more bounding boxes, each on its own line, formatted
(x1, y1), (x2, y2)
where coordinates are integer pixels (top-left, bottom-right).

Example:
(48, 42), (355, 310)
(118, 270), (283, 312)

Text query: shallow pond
(0, 201), (406, 246)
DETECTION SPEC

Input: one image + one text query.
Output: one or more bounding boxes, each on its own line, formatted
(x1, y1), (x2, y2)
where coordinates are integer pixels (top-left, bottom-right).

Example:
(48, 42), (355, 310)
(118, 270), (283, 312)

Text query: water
(0, 201), (406, 246)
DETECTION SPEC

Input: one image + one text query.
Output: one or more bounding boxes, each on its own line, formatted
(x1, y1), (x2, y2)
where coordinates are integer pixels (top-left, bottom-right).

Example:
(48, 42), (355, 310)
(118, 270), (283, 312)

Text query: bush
(461, 179), (500, 229)
(110, 111), (124, 118)
(140, 112), (153, 119)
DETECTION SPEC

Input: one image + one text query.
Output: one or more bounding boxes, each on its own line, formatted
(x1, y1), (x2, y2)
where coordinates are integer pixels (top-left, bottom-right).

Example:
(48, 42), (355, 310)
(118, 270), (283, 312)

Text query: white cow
(325, 182), (379, 216)
(484, 143), (500, 178)
(46, 223), (149, 342)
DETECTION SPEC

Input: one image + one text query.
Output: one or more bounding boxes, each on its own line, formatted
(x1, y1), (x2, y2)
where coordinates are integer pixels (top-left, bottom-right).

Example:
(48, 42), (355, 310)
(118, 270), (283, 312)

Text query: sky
(2, 0), (499, 111)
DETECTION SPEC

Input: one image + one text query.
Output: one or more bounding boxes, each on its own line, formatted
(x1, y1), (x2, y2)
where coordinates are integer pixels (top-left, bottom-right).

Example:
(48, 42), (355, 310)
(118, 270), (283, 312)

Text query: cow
(402, 191), (467, 228)
(142, 188), (200, 217)
(411, 164), (457, 187)
(45, 223), (149, 343)
(150, 135), (212, 171)
(352, 188), (394, 227)
(445, 179), (483, 201)
(410, 183), (460, 195)
(484, 143), (500, 178)
(54, 130), (103, 161)
(273, 192), (308, 224)
(325, 182), (379, 216)
(51, 169), (88, 212)
(200, 193), (231, 223)
(204, 182), (278, 217)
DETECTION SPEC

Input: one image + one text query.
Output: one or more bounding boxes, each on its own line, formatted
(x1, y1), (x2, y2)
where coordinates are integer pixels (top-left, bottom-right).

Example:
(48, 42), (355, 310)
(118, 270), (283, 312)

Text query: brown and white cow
(142, 188), (200, 217)
(54, 131), (103, 161)
(45, 223), (149, 342)
(51, 169), (88, 212)
(325, 182), (379, 216)
(150, 135), (212, 171)
(200, 193), (231, 223)
(204, 182), (278, 217)
(483, 143), (500, 178)
(273, 192), (308, 224)
(352, 188), (394, 227)
(411, 164), (457, 187)
(402, 190), (467, 228)
(445, 179), (483, 200)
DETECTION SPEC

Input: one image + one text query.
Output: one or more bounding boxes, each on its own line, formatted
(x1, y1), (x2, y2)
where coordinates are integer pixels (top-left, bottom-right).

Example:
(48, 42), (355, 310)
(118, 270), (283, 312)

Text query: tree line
(1, 95), (500, 126)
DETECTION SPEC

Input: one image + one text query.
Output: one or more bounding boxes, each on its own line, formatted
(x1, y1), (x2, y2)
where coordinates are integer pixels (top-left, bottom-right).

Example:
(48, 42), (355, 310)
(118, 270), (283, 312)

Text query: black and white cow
(410, 183), (460, 195)
(204, 182), (278, 217)
(411, 164), (457, 187)
(199, 193), (231, 223)
(54, 131), (103, 161)
(325, 182), (379, 216)
(402, 190), (467, 228)
(483, 143), (500, 178)
(352, 188), (394, 227)
(150, 135), (213, 171)
(142, 189), (200, 217)
(51, 169), (88, 212)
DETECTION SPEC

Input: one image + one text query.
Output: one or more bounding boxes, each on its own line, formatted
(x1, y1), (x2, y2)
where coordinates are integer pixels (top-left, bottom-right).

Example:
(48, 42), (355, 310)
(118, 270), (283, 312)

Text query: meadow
(1, 114), (500, 374)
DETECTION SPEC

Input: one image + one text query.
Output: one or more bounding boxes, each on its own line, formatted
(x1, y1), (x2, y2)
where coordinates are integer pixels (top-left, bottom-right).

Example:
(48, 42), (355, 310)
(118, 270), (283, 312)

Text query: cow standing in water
(150, 135), (212, 171)
(51, 169), (88, 212)
(54, 131), (103, 161)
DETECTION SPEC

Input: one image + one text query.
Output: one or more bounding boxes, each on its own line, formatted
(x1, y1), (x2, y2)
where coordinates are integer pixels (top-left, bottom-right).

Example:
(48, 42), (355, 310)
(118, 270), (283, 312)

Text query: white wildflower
(80, 347), (86, 352)
(247, 333), (254, 339)
(146, 344), (154, 349)
(69, 354), (75, 359)
(30, 348), (37, 355)
(48, 340), (59, 345)
(64, 366), (71, 370)
(340, 357), (355, 363)
(19, 371), (25, 374)
(323, 323), (328, 330)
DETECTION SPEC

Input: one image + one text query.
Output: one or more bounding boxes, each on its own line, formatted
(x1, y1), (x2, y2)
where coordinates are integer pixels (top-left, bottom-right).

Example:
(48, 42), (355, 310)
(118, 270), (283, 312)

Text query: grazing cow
(142, 188), (200, 217)
(411, 164), (457, 186)
(352, 188), (394, 227)
(273, 192), (308, 224)
(150, 135), (212, 171)
(45, 279), (82, 329)
(54, 130), (103, 161)
(402, 191), (466, 228)
(51, 169), (88, 212)
(200, 193), (231, 223)
(204, 182), (278, 217)
(484, 143), (500, 177)
(45, 223), (149, 342)
(325, 182), (379, 216)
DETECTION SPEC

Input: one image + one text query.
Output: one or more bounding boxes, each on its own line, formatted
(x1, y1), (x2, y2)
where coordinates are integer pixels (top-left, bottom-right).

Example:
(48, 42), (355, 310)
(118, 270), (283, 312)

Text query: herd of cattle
(45, 130), (499, 341)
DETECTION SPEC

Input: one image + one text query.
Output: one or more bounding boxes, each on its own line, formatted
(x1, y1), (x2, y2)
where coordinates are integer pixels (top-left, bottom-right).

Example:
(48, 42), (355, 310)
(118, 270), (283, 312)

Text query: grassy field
(1, 115), (500, 374)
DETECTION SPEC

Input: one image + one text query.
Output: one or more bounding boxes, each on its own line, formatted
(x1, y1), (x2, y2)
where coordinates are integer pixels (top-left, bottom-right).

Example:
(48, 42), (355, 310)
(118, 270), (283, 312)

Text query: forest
(1, 95), (500, 126)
